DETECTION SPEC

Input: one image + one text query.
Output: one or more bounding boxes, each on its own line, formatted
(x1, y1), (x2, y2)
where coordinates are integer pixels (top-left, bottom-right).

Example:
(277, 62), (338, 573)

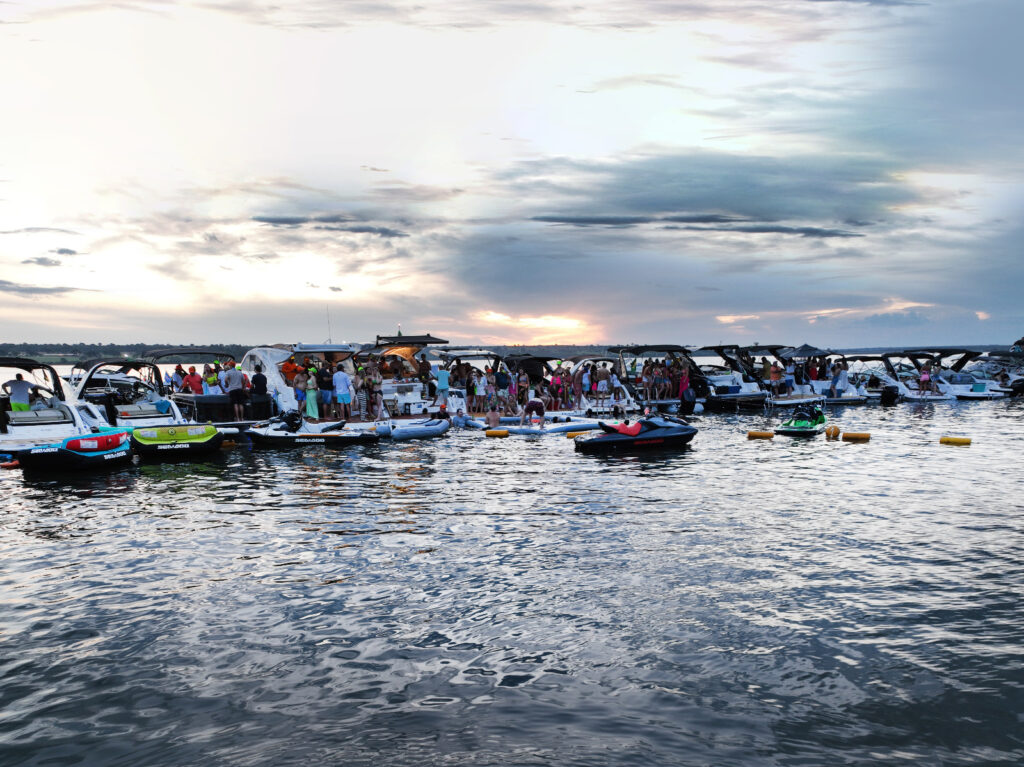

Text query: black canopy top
(779, 343), (833, 359)
(607, 345), (694, 355)
(144, 347), (237, 361)
(0, 358), (65, 399)
(374, 334), (448, 346)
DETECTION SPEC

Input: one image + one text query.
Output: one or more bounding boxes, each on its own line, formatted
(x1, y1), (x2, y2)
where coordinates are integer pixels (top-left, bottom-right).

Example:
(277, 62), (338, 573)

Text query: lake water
(2, 400), (1023, 766)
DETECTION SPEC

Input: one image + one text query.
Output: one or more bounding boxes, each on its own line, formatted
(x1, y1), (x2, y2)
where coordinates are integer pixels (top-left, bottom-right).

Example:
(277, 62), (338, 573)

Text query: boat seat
(7, 408), (71, 424)
(116, 403), (165, 418)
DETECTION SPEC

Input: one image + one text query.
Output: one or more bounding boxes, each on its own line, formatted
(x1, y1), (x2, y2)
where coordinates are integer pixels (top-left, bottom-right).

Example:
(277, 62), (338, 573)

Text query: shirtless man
(519, 396), (546, 429)
(485, 404), (501, 429)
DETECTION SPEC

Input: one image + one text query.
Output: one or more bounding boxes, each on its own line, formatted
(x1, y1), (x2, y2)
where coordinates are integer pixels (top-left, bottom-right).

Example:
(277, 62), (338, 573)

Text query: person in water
(485, 404), (501, 429)
(519, 396), (546, 429)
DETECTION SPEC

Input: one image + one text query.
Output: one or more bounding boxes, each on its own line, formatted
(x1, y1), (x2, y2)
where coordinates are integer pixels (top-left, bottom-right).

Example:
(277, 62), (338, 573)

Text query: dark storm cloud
(22, 256), (62, 267)
(665, 224), (863, 238)
(314, 225), (409, 238)
(0, 279), (80, 295)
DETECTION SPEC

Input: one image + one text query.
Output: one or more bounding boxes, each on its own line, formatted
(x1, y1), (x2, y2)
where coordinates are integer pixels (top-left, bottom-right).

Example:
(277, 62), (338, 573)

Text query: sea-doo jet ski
(574, 415), (697, 454)
(246, 411), (381, 447)
(774, 404), (826, 437)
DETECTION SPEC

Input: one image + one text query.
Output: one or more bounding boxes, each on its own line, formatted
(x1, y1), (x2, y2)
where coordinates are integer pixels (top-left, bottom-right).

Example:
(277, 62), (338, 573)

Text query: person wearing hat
(171, 364), (185, 391)
(281, 356), (298, 383)
(181, 366), (203, 394)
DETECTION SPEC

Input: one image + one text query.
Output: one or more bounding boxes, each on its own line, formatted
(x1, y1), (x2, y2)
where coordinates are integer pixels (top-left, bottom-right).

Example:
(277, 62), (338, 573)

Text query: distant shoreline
(0, 341), (1013, 365)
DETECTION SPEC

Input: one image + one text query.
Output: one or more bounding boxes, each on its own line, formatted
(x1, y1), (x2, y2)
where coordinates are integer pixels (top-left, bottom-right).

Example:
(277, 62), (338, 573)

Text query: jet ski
(246, 411), (381, 448)
(17, 427), (133, 472)
(130, 423), (225, 460)
(574, 415), (697, 454)
(774, 404), (826, 437)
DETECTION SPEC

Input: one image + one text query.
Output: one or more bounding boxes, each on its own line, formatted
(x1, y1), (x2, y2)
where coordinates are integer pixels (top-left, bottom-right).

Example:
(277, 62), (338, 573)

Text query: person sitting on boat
(519, 396), (546, 429)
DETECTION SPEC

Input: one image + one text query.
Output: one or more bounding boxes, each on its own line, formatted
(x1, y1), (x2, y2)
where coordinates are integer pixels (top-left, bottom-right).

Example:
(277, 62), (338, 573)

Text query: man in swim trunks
(519, 396), (546, 429)
(594, 362), (611, 409)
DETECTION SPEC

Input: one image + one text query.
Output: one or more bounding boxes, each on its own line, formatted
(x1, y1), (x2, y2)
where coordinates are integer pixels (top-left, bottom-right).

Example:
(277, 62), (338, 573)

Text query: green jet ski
(775, 404), (827, 437)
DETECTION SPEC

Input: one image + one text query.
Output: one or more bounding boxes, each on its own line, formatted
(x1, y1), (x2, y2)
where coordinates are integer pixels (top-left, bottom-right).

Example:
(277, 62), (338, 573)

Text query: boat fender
(564, 431), (589, 438)
(486, 429), (509, 438)
(842, 432), (870, 441)
(825, 425), (840, 439)
(747, 430), (774, 440)
(939, 436), (971, 446)
(1, 460), (19, 470)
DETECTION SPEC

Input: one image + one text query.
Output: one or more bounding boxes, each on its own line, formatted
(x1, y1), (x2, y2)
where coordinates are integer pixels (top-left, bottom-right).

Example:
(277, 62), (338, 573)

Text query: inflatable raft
(18, 428), (133, 472)
(390, 418), (451, 441)
(130, 423), (225, 459)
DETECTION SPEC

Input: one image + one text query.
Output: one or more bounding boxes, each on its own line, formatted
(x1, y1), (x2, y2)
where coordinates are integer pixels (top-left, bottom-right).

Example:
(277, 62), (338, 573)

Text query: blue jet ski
(574, 415), (697, 454)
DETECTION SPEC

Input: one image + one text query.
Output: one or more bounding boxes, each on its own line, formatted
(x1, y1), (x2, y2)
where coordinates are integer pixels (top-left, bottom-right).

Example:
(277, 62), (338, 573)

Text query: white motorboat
(1, 357), (106, 460)
(357, 334), (467, 416)
(904, 348), (1004, 401)
(879, 351), (955, 402)
(774, 344), (868, 405)
(70, 358), (188, 428)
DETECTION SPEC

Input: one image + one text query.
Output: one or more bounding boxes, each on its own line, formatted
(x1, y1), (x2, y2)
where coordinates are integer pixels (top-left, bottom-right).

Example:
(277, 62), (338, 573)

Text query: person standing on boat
(292, 367), (308, 413)
(222, 360), (246, 421)
(2, 374), (36, 412)
(333, 363), (352, 421)
(281, 356), (298, 384)
(304, 368), (319, 420)
(180, 366), (203, 395)
(435, 365), (450, 407)
(316, 364), (335, 418)
(784, 360), (796, 395)
(769, 362), (782, 396)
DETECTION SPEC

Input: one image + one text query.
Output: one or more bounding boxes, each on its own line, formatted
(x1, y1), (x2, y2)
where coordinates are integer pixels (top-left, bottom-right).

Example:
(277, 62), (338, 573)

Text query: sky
(1, 0), (1021, 348)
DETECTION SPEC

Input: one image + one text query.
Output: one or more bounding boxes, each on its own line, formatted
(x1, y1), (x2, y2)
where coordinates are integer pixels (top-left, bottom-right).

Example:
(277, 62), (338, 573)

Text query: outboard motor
(679, 387), (697, 416)
(880, 385), (900, 406)
(103, 392), (119, 425)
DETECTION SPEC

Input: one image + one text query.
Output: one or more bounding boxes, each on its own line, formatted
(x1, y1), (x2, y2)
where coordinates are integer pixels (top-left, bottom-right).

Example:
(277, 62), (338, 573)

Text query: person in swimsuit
(519, 396), (546, 429)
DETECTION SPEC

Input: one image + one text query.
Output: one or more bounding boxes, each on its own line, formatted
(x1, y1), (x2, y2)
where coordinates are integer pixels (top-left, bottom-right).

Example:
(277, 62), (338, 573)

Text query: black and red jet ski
(574, 415), (697, 454)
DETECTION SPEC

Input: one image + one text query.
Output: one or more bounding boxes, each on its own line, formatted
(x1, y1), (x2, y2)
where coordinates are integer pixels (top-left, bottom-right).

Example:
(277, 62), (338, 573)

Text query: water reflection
(1, 402), (1022, 765)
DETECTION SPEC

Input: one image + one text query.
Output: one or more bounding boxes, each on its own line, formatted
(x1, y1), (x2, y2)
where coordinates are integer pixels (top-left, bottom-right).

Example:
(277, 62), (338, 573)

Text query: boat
(358, 334), (465, 416)
(694, 346), (771, 411)
(608, 345), (705, 415)
(245, 411), (382, 448)
(17, 427), (132, 472)
(775, 345), (868, 405)
(148, 348), (253, 426)
(130, 423), (225, 459)
(774, 404), (827, 437)
(1, 357), (107, 462)
(904, 348), (1005, 400)
(574, 415), (698, 454)
(70, 358), (188, 428)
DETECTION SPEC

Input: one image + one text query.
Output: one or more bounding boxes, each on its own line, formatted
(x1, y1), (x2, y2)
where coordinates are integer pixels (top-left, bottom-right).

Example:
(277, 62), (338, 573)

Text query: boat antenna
(326, 304), (333, 343)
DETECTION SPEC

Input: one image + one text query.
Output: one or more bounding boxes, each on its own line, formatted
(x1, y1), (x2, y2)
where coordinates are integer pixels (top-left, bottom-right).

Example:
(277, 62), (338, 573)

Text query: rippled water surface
(2, 402), (1023, 766)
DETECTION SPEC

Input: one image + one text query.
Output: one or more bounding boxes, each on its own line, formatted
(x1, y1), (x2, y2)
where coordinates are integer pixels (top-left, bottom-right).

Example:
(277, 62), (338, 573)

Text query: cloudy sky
(1, 0), (1020, 347)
